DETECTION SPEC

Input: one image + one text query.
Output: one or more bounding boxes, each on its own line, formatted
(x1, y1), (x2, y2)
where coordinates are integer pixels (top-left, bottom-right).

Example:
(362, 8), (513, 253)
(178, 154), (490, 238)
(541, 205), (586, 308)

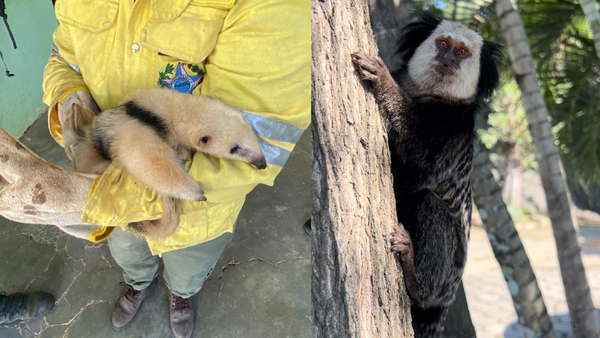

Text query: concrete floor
(0, 114), (311, 338)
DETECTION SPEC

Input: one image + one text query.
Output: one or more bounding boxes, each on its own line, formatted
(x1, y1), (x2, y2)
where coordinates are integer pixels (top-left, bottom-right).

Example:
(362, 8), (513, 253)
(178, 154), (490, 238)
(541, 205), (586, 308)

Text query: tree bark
(311, 0), (413, 337)
(579, 0), (600, 61)
(472, 140), (556, 338)
(494, 0), (600, 336)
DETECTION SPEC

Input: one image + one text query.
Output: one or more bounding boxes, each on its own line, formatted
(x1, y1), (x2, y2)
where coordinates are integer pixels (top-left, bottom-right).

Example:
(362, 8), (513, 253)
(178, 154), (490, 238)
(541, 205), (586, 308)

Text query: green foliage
(520, 0), (600, 183)
(478, 81), (538, 171)
(506, 203), (532, 223)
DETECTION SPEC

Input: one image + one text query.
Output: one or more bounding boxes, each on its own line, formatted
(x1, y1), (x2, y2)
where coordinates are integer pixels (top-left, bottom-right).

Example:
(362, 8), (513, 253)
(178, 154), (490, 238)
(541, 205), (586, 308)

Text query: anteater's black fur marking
(91, 101), (170, 161)
(93, 133), (112, 161)
(124, 101), (169, 139)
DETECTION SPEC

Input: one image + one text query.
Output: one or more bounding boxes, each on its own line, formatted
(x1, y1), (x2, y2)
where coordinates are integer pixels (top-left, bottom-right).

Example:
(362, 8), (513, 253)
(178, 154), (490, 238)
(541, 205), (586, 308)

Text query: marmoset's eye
(439, 40), (448, 49)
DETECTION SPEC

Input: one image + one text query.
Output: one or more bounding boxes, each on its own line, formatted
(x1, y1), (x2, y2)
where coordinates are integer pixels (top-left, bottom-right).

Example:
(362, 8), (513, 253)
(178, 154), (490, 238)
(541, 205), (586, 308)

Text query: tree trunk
(472, 140), (556, 338)
(311, 0), (413, 337)
(494, 0), (600, 336)
(500, 142), (523, 209)
(579, 0), (600, 61)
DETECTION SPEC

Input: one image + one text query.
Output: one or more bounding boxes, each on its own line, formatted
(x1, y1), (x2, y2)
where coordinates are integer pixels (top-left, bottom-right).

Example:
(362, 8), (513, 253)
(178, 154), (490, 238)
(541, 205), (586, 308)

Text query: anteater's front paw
(390, 227), (413, 257)
(188, 187), (207, 202)
(351, 51), (386, 84)
(172, 180), (207, 202)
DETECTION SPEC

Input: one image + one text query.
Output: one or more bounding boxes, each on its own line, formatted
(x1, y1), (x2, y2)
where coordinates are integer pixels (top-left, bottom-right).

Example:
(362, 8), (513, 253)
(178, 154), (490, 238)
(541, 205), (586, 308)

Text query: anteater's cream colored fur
(63, 88), (267, 239)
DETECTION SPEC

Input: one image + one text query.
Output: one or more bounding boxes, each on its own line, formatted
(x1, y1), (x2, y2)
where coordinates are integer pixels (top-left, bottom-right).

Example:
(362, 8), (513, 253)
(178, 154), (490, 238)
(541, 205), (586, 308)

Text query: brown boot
(169, 290), (195, 338)
(111, 279), (157, 330)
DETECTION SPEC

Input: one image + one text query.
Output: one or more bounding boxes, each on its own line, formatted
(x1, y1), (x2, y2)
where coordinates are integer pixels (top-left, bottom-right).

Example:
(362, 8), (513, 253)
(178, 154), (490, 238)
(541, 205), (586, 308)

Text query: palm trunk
(579, 0), (600, 61)
(472, 140), (556, 338)
(494, 0), (600, 336)
(311, 0), (413, 336)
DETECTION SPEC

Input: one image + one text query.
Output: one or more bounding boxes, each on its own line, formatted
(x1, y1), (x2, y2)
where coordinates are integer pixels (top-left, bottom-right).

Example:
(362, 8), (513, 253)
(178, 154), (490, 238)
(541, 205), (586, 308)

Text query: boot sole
(111, 280), (158, 331)
(170, 320), (196, 338)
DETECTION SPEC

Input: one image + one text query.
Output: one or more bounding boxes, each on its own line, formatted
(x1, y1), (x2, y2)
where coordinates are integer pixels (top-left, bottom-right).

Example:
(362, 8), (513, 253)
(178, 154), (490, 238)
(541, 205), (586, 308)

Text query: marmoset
(352, 13), (502, 337)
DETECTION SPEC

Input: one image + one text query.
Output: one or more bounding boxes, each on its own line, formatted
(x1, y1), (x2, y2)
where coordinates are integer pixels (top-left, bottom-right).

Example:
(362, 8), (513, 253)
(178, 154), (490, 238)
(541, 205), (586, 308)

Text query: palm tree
(519, 0), (600, 186)
(579, 0), (600, 60)
(472, 140), (556, 338)
(493, 0), (600, 336)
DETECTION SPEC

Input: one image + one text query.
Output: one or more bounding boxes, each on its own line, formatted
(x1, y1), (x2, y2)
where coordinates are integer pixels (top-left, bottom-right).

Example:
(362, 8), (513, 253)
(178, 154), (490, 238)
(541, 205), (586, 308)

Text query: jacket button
(131, 43), (140, 53)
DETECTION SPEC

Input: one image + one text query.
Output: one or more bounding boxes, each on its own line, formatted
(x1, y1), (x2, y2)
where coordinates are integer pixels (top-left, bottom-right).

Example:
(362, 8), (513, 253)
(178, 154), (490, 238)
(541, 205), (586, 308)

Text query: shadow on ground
(503, 310), (600, 338)
(0, 114), (311, 338)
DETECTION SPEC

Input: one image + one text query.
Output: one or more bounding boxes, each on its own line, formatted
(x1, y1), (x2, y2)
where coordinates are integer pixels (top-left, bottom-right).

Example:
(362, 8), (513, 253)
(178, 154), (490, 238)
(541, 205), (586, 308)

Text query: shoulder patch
(158, 62), (204, 94)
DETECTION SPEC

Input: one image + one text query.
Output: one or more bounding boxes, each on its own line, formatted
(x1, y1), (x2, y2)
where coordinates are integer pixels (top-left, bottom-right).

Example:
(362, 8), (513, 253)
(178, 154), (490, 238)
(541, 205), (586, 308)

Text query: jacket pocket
(55, 0), (119, 33)
(54, 0), (119, 86)
(141, 1), (234, 63)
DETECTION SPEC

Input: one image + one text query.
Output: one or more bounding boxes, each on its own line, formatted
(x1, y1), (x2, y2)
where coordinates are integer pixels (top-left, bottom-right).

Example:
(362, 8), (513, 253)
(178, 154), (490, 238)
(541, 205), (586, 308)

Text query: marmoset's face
(432, 36), (472, 77)
(408, 20), (484, 100)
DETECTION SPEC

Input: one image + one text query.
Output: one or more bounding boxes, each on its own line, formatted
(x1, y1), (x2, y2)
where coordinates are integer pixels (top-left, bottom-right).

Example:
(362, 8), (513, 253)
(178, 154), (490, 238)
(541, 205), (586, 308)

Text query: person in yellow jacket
(42, 1), (309, 337)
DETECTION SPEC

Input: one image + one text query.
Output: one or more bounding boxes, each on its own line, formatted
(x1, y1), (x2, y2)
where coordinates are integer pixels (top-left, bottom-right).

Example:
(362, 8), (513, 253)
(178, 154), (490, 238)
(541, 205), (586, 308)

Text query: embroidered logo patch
(158, 63), (204, 94)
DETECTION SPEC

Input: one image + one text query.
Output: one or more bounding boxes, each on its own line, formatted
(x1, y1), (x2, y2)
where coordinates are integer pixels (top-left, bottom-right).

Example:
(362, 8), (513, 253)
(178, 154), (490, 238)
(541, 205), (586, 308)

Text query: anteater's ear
(477, 41), (504, 99)
(196, 135), (212, 147)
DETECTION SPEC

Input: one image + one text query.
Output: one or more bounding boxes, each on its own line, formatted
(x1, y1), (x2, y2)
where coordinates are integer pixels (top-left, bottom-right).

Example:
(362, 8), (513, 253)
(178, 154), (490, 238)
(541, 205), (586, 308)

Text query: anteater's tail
(411, 305), (449, 338)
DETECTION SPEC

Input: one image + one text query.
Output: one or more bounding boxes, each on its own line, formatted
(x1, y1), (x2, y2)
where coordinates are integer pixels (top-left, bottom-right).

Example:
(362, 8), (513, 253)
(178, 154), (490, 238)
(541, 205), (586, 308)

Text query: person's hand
(58, 91), (99, 169)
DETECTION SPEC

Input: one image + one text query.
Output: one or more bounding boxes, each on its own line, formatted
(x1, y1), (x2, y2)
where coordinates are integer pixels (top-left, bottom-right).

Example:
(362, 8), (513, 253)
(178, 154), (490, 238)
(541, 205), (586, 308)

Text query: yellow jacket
(42, 0), (310, 255)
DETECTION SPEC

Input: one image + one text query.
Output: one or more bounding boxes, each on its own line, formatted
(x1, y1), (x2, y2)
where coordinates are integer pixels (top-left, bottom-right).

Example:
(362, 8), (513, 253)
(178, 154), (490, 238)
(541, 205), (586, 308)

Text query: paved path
(464, 226), (600, 338)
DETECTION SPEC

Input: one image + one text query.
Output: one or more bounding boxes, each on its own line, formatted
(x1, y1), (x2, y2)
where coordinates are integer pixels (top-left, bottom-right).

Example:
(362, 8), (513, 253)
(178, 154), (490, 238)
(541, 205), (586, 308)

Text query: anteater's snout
(253, 157), (267, 170)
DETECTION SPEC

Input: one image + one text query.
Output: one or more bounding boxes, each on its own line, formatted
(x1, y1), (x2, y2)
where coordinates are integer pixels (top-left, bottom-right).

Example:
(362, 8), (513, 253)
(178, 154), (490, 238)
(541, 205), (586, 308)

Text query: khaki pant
(108, 227), (234, 298)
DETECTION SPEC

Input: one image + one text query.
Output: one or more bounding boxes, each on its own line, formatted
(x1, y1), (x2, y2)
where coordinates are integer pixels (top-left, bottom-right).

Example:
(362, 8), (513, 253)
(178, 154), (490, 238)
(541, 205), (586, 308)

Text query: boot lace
(172, 294), (191, 311)
(119, 282), (140, 303)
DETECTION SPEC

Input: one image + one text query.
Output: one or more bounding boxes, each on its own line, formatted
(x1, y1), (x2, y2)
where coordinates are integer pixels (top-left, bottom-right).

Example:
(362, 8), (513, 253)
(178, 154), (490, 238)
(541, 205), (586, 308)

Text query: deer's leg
(0, 126), (94, 226)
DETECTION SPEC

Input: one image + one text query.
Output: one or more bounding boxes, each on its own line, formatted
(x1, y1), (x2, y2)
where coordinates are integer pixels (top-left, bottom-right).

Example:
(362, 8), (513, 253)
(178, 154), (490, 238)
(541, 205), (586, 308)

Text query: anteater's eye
(439, 40), (448, 49)
(230, 145), (240, 154)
